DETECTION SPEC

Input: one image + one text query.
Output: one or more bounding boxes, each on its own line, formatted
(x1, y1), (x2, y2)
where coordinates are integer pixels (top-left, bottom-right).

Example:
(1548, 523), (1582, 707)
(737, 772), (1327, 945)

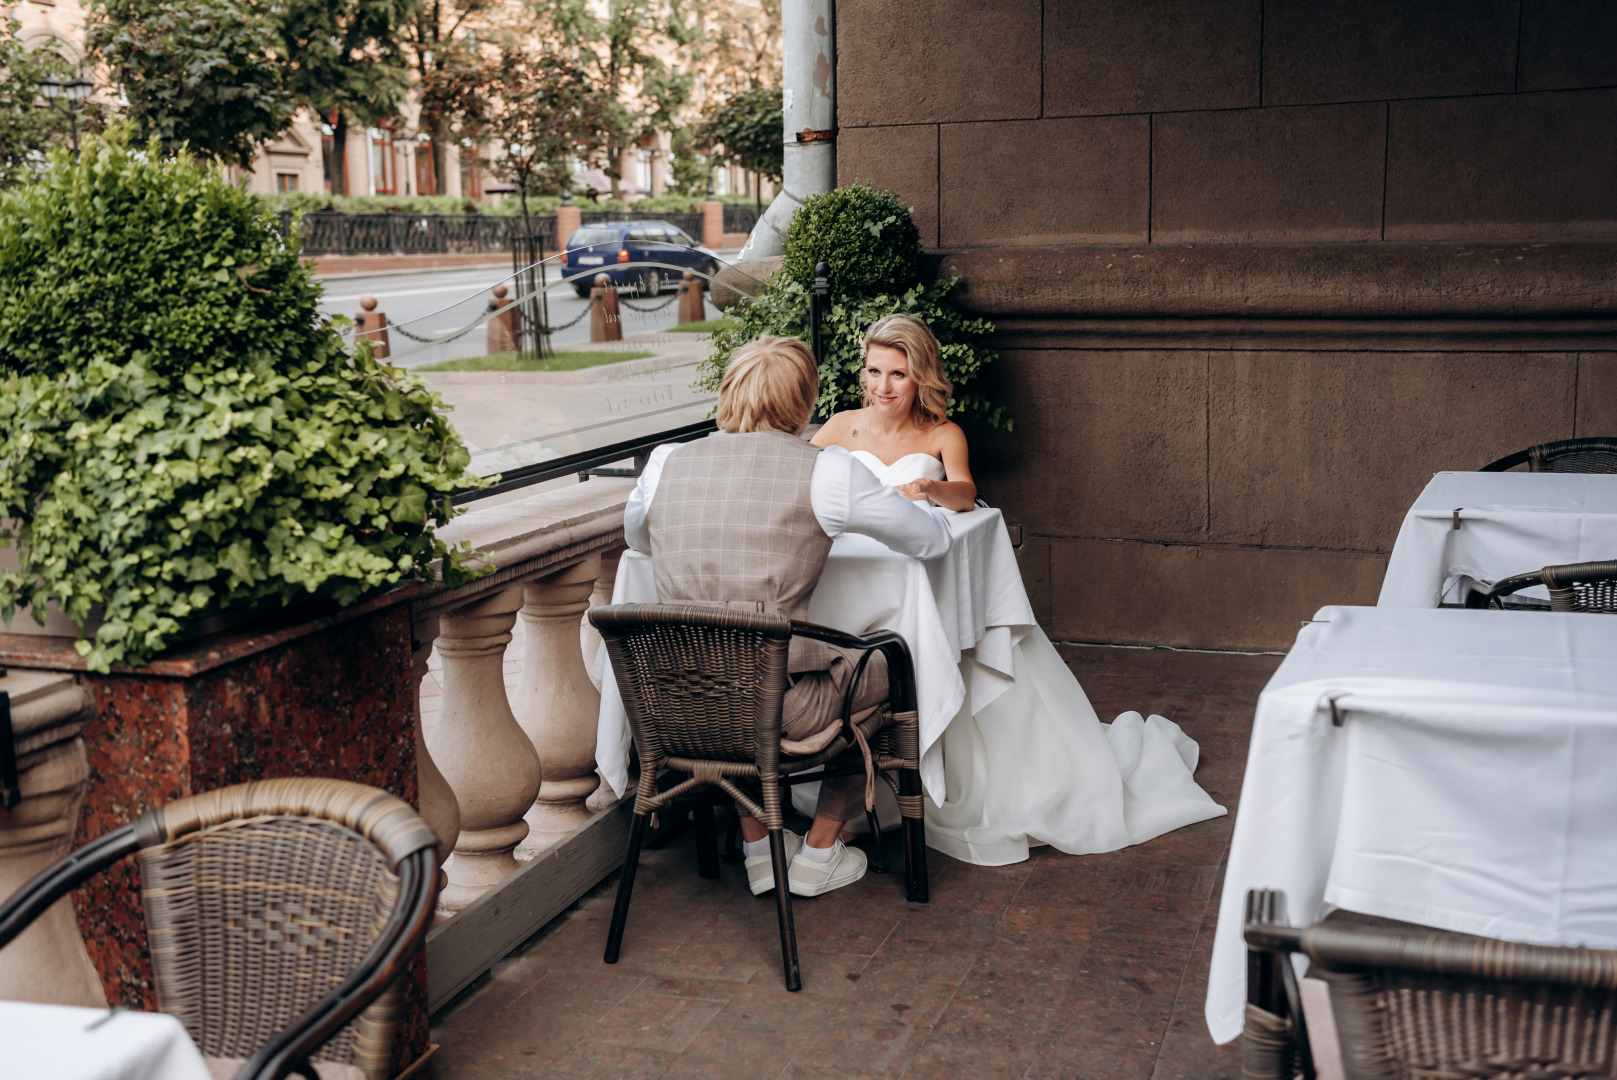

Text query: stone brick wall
(836, 0), (1617, 650)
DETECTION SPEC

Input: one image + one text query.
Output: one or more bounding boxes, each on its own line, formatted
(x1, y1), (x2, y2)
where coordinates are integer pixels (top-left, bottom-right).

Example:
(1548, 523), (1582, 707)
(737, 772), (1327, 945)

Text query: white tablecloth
(1205, 605), (1617, 1044)
(1378, 471), (1617, 606)
(594, 507), (1036, 805)
(0, 1001), (213, 1080)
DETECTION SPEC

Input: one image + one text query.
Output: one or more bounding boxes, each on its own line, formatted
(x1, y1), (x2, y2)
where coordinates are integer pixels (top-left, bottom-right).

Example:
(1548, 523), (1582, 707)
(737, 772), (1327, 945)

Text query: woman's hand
(894, 478), (933, 502)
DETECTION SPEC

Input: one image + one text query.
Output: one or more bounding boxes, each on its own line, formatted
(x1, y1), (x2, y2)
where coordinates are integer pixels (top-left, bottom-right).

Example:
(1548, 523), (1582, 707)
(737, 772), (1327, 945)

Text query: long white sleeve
(622, 442), (680, 554)
(810, 445), (952, 559)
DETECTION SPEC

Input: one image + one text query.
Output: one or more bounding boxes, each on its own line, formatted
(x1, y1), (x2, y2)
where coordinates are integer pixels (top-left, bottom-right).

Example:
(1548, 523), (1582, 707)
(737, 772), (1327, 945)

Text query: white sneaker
(744, 830), (803, 895)
(787, 839), (868, 897)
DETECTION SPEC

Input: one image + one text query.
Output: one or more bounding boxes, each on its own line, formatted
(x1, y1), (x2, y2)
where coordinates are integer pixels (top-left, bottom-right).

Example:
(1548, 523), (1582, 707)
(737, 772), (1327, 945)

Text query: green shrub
(0, 137), (485, 671)
(701, 184), (1009, 430)
(777, 183), (923, 295)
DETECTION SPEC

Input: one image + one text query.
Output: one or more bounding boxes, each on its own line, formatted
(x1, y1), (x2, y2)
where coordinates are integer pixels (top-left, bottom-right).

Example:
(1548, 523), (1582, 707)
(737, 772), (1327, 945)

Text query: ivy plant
(0, 136), (485, 671)
(702, 184), (1010, 430)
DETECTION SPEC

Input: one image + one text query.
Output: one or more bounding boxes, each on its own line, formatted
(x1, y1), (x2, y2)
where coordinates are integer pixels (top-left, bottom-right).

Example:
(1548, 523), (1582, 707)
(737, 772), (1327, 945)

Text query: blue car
(561, 220), (720, 298)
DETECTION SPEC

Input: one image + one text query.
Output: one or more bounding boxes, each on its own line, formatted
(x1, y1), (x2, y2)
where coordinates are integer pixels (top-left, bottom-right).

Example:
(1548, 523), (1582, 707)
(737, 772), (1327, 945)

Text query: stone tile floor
(429, 642), (1282, 1080)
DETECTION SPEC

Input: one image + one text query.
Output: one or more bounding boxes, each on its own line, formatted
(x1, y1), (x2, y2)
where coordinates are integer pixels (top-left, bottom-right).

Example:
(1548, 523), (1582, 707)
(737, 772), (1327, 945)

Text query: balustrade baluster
(580, 545), (624, 690)
(425, 587), (541, 913)
(410, 615), (460, 898)
(514, 556), (604, 856)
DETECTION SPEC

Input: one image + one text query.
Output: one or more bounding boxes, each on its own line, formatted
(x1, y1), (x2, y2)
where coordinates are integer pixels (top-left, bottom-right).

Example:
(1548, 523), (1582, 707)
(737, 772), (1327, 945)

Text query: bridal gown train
(839, 449), (1227, 866)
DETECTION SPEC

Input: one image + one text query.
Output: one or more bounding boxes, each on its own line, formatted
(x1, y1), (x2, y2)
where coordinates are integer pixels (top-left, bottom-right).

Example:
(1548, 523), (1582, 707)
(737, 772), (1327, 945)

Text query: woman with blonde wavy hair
(810, 313), (978, 511)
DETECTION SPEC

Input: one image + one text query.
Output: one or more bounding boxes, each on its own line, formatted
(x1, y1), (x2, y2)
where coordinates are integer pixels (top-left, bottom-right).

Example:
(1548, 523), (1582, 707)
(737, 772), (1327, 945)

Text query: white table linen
(1205, 605), (1617, 1045)
(1378, 471), (1617, 606)
(594, 506), (1036, 805)
(0, 1001), (213, 1080)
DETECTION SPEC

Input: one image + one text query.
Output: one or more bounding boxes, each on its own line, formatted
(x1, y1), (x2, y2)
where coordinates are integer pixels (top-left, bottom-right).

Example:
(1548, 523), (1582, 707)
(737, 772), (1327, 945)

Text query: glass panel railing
(319, 245), (766, 496)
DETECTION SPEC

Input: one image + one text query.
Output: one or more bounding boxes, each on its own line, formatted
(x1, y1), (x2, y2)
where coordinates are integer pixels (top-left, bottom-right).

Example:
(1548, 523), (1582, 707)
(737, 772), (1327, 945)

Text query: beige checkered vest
(648, 430), (836, 672)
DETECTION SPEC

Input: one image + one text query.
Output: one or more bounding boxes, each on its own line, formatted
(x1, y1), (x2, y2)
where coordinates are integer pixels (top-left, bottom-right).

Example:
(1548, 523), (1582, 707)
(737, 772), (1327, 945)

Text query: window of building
(275, 173), (299, 193)
(459, 140), (481, 199)
(368, 126), (397, 195)
(414, 135), (436, 196)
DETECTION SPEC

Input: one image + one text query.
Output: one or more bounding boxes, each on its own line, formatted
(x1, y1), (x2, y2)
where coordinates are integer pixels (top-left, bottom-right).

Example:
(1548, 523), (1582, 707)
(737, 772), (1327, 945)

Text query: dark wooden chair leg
(722, 808), (742, 861)
(864, 808), (889, 873)
(899, 768), (928, 904)
(768, 827), (802, 991)
(604, 812), (650, 963)
(694, 802), (721, 879)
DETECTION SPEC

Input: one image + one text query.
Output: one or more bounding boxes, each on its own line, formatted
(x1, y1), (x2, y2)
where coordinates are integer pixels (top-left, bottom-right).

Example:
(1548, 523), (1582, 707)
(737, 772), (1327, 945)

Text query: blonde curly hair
(860, 314), (952, 428)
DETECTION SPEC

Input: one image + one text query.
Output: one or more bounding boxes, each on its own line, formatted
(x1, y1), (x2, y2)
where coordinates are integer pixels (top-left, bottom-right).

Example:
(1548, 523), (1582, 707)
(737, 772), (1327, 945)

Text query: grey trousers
(778, 650), (889, 824)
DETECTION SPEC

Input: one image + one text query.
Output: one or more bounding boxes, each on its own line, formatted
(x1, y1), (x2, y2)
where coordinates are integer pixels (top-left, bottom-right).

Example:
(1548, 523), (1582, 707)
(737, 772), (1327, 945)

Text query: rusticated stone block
(1385, 89), (1617, 242)
(1043, 0), (1259, 116)
(1578, 353), (1617, 436)
(838, 124), (939, 247)
(1047, 538), (1388, 653)
(1151, 104), (1384, 243)
(1208, 350), (1578, 551)
(939, 116), (1149, 247)
(837, 0), (1039, 126)
(1262, 0), (1517, 105)
(1520, 0), (1617, 91)
(966, 348), (1207, 544)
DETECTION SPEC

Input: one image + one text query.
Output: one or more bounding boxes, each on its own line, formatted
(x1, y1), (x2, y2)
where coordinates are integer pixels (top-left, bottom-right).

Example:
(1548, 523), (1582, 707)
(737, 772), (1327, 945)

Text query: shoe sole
(787, 868), (867, 897)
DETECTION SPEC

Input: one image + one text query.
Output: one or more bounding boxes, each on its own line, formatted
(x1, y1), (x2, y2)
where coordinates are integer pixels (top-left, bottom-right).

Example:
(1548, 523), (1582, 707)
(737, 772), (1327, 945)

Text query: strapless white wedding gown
(842, 449), (1227, 865)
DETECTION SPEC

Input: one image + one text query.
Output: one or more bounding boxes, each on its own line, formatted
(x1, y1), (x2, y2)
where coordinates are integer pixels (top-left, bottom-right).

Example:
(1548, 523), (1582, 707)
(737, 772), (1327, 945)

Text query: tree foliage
(88, 0), (297, 168)
(274, 0), (418, 194)
(701, 185), (1010, 430)
(696, 84), (781, 184)
(0, 136), (483, 671)
(483, 44), (609, 228)
(406, 0), (495, 190)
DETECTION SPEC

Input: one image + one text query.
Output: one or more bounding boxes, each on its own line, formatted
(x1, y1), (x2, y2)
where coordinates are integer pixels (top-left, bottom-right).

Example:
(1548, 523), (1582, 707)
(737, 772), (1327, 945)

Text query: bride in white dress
(810, 314), (1226, 865)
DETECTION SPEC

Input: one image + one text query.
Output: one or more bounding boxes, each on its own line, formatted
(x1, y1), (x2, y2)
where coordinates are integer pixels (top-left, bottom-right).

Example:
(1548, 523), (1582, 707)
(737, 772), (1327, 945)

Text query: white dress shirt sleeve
(810, 445), (952, 559)
(623, 442), (681, 554)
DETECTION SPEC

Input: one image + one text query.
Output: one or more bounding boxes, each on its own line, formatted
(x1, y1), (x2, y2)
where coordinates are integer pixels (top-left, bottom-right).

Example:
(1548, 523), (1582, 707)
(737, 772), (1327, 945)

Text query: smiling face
(863, 343), (916, 419)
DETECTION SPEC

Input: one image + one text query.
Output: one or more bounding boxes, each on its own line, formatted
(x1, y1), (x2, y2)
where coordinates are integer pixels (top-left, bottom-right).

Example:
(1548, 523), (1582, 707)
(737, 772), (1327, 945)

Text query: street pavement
(314, 263), (729, 479)
(315, 260), (731, 367)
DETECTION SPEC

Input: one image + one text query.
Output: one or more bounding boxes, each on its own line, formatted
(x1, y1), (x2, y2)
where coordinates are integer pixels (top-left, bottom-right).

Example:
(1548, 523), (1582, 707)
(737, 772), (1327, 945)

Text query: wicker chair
(0, 779), (439, 1080)
(1463, 559), (1617, 613)
(1480, 437), (1617, 473)
(1243, 887), (1617, 1080)
(589, 603), (929, 992)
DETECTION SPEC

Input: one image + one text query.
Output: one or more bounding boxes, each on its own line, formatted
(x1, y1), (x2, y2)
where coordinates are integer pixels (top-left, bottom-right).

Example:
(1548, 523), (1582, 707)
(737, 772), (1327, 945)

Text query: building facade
(837, 0), (1617, 651)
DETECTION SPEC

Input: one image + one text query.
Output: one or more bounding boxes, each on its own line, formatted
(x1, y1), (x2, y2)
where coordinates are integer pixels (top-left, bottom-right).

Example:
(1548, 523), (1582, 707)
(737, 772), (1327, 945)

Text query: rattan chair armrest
(1479, 448), (1532, 471)
(1468, 568), (1548, 608)
(789, 621), (919, 714)
(1542, 559), (1617, 589)
(1242, 890), (1315, 1080)
(0, 824), (143, 950)
(235, 847), (438, 1080)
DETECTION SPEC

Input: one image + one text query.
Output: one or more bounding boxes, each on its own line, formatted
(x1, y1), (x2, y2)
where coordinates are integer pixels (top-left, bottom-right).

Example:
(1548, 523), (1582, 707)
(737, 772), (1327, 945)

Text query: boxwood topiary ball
(779, 183), (923, 296)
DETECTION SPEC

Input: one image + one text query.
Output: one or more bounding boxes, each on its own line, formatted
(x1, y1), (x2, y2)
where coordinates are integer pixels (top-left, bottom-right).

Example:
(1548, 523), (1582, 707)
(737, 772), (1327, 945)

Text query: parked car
(560, 221), (720, 298)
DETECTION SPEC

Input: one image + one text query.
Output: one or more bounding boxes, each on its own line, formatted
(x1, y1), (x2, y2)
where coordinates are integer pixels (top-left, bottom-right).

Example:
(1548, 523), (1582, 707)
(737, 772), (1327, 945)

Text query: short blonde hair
(716, 335), (819, 434)
(860, 314), (952, 428)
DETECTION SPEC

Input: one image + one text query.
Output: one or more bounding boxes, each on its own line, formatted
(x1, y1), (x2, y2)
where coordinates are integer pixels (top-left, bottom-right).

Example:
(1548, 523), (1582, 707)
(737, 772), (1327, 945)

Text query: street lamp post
(38, 76), (94, 160)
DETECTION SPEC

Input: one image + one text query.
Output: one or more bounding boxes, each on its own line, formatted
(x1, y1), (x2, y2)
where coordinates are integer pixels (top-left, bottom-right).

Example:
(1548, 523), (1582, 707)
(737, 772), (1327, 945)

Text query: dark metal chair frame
(0, 779), (439, 1080)
(1243, 887), (1617, 1080)
(1463, 559), (1617, 613)
(589, 603), (929, 993)
(1480, 436), (1617, 473)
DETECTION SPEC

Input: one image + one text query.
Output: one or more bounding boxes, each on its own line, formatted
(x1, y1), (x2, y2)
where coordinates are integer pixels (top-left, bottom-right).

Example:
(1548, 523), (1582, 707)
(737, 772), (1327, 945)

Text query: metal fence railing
(723, 203), (760, 234)
(278, 211), (557, 256)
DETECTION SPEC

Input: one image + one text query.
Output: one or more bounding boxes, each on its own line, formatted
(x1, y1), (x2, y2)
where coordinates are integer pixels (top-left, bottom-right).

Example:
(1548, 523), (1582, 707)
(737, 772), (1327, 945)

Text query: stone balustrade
(411, 478), (634, 913)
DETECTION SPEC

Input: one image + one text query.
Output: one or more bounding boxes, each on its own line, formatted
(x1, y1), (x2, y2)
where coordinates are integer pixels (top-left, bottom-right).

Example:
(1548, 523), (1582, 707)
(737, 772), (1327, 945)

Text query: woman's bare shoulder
(813, 409), (861, 445)
(931, 419), (969, 452)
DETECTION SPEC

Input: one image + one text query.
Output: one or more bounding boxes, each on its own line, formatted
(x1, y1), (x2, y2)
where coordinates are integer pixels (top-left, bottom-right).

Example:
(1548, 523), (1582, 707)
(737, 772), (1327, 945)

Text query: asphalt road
(315, 262), (724, 368)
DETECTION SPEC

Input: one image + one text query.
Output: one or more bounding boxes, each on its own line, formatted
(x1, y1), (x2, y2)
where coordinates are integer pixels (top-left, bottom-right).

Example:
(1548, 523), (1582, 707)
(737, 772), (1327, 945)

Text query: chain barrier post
(809, 261), (830, 366)
(356, 295), (391, 359)
(487, 284), (517, 354)
(591, 274), (622, 342)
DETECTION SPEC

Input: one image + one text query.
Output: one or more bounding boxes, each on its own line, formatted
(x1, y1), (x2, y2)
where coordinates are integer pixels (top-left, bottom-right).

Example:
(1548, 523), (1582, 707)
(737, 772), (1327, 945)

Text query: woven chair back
(135, 779), (438, 1079)
(1545, 560), (1617, 614)
(1304, 926), (1617, 1080)
(590, 603), (793, 771)
(1529, 437), (1617, 474)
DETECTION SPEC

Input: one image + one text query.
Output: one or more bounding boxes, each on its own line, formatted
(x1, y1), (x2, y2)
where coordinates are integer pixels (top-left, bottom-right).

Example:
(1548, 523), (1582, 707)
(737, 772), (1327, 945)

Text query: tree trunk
(428, 117), (450, 197)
